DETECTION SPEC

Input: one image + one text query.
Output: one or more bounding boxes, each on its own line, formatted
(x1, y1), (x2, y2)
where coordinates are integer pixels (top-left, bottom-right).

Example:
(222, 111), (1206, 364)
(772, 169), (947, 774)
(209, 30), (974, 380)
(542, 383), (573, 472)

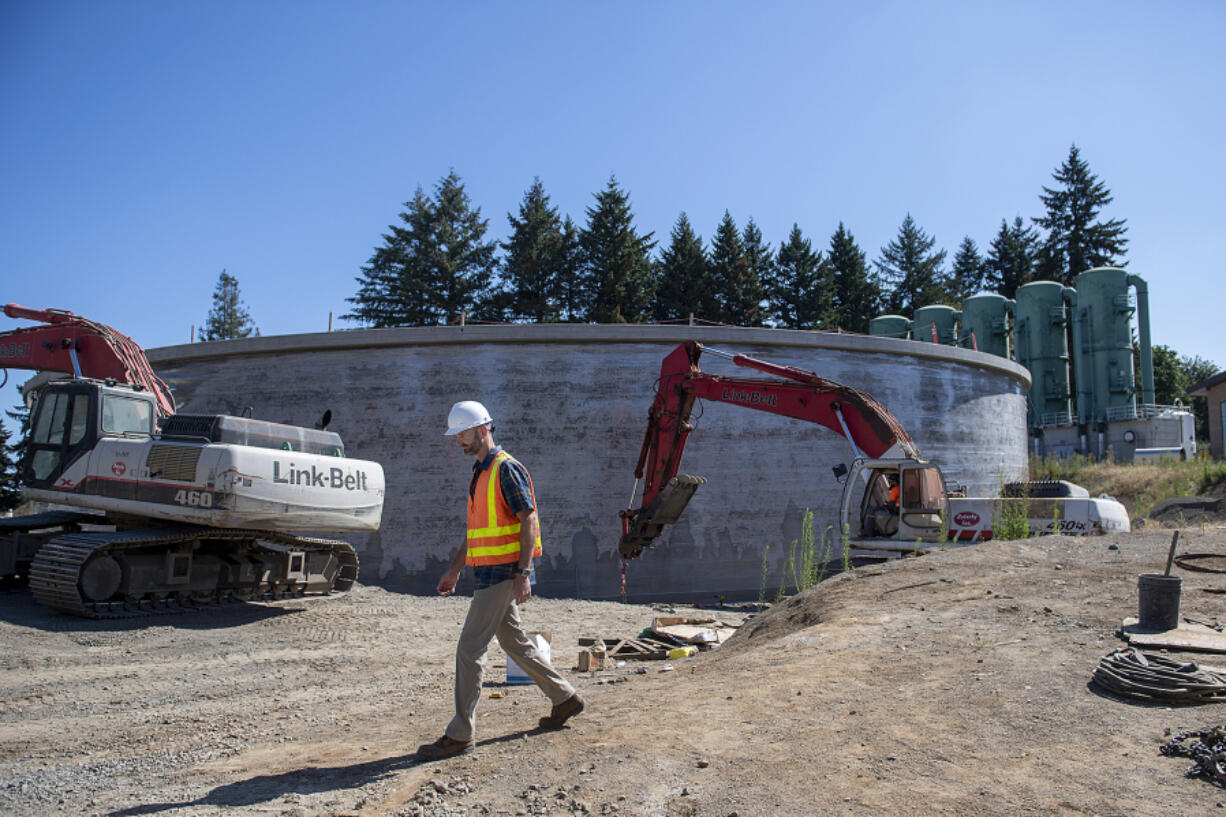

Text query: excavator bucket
(619, 474), (706, 559)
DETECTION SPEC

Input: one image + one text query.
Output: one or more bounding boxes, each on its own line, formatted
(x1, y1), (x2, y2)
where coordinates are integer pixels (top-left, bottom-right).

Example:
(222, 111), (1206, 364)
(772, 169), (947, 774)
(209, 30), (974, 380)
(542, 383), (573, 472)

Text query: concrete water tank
(1014, 281), (1073, 429)
(869, 315), (911, 340)
(959, 294), (1013, 359)
(912, 305), (959, 345)
(146, 325), (1030, 602)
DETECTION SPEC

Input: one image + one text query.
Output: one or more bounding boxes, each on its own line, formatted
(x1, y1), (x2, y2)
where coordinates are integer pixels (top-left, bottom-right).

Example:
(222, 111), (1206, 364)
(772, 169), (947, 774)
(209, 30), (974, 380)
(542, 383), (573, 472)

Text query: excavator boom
(1, 303), (175, 418)
(620, 341), (919, 558)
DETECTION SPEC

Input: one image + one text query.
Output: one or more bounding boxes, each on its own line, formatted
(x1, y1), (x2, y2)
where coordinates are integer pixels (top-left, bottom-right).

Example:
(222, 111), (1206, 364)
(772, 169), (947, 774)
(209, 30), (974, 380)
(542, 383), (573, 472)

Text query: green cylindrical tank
(959, 293), (1013, 358)
(1071, 267), (1137, 425)
(912, 304), (958, 345)
(1014, 281), (1072, 429)
(869, 314), (911, 339)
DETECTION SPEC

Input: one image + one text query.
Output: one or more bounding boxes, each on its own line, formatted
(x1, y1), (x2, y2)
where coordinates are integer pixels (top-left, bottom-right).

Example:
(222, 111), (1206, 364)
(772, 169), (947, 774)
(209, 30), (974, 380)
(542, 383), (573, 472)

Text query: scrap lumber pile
(576, 617), (740, 669)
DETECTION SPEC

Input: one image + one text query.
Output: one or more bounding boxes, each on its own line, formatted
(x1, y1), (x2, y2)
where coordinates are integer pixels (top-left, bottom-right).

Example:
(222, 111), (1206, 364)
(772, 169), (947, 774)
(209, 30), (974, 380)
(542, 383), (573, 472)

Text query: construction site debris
(1159, 724), (1226, 784)
(1122, 618), (1226, 654)
(650, 616), (740, 645)
(1091, 648), (1226, 703)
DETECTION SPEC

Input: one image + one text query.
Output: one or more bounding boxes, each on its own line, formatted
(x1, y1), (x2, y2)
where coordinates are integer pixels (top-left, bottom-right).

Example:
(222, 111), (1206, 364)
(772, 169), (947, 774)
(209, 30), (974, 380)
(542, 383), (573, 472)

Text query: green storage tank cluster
(869, 267), (1156, 438)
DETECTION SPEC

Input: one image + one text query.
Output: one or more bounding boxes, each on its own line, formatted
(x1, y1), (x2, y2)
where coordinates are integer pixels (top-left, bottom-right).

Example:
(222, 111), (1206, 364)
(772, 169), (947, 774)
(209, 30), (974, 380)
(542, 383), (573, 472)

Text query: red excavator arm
(1, 303), (176, 418)
(618, 340), (919, 558)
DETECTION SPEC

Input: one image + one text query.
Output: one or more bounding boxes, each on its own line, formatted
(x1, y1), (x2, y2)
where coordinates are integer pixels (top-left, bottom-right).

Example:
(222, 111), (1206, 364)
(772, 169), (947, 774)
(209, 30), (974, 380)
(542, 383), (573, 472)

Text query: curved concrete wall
(146, 325), (1031, 602)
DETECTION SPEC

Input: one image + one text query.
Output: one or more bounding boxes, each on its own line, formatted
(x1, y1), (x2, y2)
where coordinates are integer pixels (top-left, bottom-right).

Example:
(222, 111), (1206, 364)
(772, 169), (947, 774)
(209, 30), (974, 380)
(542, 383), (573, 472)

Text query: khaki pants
(445, 579), (575, 742)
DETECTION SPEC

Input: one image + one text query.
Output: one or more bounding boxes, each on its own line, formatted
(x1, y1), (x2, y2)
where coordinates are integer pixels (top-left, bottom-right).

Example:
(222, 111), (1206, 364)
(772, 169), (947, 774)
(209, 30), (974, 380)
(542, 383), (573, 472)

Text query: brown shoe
(539, 693), (585, 730)
(416, 734), (474, 760)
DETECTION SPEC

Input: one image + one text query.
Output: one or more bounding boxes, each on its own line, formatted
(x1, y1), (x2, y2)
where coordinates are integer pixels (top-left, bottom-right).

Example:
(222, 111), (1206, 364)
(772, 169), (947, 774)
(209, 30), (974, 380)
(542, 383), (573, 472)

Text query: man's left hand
(513, 573), (531, 604)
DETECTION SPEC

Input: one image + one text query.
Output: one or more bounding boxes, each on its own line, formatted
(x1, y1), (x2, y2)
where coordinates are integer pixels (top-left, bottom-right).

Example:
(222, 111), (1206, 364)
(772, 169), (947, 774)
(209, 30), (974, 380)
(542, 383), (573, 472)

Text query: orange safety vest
(466, 450), (543, 566)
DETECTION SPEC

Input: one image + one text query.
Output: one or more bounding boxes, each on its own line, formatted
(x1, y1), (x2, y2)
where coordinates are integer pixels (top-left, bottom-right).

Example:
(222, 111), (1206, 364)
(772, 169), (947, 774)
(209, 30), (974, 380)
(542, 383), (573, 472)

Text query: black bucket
(1137, 573), (1182, 631)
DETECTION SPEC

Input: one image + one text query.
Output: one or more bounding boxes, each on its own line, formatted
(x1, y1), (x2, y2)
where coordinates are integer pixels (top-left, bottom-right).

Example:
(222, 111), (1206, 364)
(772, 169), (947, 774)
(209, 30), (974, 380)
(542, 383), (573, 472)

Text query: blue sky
(2, 1), (1223, 427)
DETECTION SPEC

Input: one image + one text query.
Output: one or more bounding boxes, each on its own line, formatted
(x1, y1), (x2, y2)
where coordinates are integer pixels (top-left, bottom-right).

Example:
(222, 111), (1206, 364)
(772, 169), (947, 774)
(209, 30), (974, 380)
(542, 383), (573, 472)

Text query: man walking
(417, 400), (584, 760)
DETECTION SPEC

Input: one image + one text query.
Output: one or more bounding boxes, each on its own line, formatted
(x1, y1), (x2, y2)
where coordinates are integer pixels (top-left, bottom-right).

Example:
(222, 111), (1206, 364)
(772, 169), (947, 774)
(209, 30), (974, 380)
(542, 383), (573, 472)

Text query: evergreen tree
(555, 217), (586, 322)
(826, 223), (878, 333)
(0, 422), (19, 512)
(580, 176), (656, 323)
(985, 217), (1039, 299)
(345, 187), (438, 326)
(200, 270), (258, 341)
(948, 236), (987, 305)
(501, 178), (568, 322)
(707, 212), (765, 325)
(739, 219), (771, 327)
(345, 171), (497, 326)
(654, 213), (714, 322)
(1033, 144), (1129, 284)
(431, 170), (498, 324)
(1, 404), (30, 512)
(875, 214), (948, 315)
(768, 224), (830, 329)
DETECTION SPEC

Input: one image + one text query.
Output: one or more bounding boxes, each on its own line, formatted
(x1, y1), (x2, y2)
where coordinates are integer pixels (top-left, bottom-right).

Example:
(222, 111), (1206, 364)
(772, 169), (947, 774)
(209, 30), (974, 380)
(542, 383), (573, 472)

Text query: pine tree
(200, 270), (258, 341)
(985, 217), (1039, 299)
(431, 170), (498, 324)
(345, 172), (497, 327)
(1033, 144), (1129, 284)
(768, 224), (830, 329)
(501, 178), (568, 322)
(654, 213), (714, 322)
(347, 223), (413, 328)
(0, 422), (18, 512)
(555, 217), (586, 322)
(1, 404), (30, 512)
(826, 223), (878, 333)
(739, 219), (771, 327)
(875, 214), (949, 315)
(580, 176), (656, 323)
(708, 212), (765, 326)
(948, 237), (987, 305)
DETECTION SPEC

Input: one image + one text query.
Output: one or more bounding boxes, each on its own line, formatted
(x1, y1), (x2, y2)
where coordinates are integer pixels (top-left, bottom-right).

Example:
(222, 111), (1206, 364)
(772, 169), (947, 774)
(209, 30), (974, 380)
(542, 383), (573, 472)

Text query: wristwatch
(513, 566), (534, 577)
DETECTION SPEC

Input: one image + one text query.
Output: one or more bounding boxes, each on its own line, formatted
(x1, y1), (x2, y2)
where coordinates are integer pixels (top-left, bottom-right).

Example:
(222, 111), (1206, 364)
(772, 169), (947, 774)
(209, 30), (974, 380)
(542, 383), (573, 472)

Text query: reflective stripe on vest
(466, 450), (543, 566)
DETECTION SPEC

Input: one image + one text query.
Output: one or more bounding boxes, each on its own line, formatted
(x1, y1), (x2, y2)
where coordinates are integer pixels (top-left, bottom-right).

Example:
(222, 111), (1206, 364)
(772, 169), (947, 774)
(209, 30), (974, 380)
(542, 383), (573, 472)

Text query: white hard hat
(445, 400), (493, 436)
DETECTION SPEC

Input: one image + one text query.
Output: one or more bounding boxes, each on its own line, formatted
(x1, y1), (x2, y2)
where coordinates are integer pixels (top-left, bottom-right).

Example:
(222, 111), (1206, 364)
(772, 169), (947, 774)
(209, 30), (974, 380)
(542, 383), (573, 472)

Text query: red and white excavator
(618, 341), (1128, 561)
(0, 303), (385, 617)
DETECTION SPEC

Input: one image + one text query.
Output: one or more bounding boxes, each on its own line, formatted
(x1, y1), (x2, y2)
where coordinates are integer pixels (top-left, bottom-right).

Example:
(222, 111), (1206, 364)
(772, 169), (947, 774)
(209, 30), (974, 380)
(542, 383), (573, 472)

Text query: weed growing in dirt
(758, 542), (771, 608)
(995, 498), (1031, 540)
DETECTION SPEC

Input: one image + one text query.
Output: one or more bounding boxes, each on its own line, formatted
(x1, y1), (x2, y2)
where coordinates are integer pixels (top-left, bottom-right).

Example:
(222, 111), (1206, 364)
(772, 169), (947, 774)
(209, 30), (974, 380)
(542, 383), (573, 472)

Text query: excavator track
(28, 528), (358, 618)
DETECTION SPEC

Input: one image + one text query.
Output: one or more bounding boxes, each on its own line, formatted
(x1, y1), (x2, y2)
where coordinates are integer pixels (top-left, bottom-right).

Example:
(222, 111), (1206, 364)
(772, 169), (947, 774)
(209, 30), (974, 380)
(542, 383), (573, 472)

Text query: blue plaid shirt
(470, 446), (536, 589)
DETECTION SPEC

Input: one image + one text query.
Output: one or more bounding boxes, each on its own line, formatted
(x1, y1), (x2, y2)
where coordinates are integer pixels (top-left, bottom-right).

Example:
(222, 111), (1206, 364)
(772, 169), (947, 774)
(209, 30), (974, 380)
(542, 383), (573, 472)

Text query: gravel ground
(2, 527), (1226, 816)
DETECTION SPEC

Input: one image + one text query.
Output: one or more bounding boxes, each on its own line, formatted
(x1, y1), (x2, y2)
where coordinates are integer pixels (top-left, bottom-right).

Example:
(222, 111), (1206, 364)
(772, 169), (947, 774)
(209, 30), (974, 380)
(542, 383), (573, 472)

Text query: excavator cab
(22, 380), (155, 489)
(852, 460), (947, 541)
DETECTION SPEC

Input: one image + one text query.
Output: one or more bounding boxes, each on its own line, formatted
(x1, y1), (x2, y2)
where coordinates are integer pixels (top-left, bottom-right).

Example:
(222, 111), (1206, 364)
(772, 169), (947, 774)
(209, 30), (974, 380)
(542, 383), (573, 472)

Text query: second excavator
(619, 340), (1128, 561)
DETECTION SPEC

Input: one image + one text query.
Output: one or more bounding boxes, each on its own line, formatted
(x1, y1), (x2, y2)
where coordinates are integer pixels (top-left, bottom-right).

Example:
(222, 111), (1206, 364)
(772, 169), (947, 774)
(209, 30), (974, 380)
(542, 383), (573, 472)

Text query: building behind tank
(872, 267), (1196, 463)
(146, 324), (1029, 602)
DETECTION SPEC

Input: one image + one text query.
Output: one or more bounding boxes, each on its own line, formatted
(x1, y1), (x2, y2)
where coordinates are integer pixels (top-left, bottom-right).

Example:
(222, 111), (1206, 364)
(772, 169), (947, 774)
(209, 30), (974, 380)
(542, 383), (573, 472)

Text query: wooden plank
(1122, 617), (1226, 654)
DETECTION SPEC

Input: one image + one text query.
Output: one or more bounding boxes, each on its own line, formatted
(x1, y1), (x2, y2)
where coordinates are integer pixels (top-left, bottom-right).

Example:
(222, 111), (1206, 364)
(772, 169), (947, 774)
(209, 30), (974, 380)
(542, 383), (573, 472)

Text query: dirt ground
(3, 527), (1226, 817)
